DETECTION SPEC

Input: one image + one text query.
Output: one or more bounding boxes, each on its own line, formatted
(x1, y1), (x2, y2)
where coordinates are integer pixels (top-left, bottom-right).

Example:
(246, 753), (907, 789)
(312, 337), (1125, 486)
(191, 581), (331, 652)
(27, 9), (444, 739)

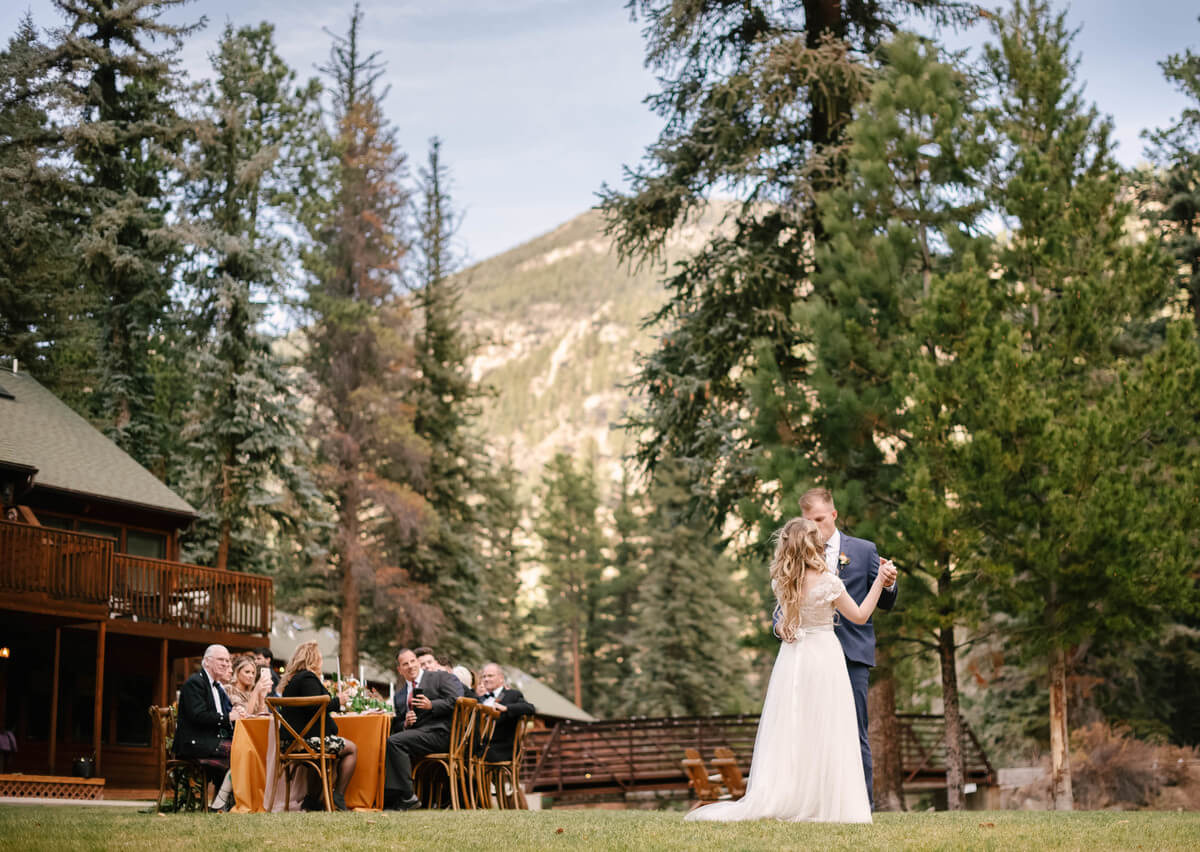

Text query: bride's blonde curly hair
(770, 517), (827, 642)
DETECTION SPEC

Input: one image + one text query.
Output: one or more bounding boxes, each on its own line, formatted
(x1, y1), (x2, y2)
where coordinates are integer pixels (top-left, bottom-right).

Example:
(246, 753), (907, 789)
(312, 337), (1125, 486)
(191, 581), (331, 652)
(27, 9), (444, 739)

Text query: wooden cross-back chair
(681, 747), (725, 807)
(479, 714), (533, 809)
(413, 697), (477, 809)
(265, 695), (338, 812)
(711, 746), (746, 799)
(148, 705), (209, 812)
(470, 704), (502, 809)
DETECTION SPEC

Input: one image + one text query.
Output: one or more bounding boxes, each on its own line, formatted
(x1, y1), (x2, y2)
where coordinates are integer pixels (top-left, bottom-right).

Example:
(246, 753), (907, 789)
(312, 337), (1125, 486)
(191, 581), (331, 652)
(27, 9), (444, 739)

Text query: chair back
(474, 704), (501, 759)
(266, 696), (331, 763)
(711, 746), (746, 798)
(511, 715), (531, 766)
(680, 756), (722, 803)
(148, 706), (172, 774)
(448, 697), (478, 764)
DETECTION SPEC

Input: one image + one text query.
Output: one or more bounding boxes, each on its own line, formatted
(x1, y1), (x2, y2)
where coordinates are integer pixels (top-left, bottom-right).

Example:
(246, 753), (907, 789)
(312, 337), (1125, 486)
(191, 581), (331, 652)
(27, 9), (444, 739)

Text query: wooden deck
(521, 713), (995, 802)
(0, 519), (272, 637)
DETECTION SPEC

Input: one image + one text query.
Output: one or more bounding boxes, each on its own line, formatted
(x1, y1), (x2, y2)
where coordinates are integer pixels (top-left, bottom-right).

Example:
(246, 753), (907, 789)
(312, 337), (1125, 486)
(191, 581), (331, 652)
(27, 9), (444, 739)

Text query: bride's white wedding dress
(685, 570), (871, 823)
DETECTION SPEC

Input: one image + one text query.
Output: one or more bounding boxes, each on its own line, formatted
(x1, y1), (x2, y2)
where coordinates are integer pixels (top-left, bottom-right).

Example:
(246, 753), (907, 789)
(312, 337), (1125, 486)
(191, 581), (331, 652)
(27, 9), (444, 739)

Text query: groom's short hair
(799, 488), (834, 511)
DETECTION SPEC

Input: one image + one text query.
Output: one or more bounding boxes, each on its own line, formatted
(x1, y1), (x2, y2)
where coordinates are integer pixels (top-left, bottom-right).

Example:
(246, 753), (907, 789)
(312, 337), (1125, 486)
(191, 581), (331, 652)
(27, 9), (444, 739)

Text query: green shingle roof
(0, 369), (196, 518)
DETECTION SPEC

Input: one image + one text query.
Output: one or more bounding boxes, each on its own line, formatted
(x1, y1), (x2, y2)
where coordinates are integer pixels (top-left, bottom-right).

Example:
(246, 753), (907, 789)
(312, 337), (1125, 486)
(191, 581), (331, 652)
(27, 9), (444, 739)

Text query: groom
(800, 488), (898, 809)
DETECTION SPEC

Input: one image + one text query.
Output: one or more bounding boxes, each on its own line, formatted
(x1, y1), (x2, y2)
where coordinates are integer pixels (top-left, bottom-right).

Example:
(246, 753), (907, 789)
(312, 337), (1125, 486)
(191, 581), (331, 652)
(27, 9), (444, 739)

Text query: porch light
(0, 647), (9, 658)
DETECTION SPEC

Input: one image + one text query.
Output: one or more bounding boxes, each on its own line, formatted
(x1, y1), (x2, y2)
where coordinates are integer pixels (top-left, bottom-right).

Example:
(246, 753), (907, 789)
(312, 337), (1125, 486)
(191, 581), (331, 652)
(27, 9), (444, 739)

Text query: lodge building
(0, 362), (272, 792)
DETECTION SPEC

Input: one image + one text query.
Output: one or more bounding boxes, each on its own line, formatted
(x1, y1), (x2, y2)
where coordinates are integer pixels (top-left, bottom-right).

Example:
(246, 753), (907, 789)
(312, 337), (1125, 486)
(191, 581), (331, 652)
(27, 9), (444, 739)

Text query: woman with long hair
(685, 516), (891, 823)
(277, 641), (357, 811)
(227, 655), (271, 717)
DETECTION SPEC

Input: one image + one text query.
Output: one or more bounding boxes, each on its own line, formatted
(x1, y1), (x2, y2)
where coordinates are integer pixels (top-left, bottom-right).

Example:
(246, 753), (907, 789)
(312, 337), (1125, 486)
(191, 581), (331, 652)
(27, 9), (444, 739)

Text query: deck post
(92, 620), (106, 775)
(48, 626), (61, 772)
(158, 638), (169, 707)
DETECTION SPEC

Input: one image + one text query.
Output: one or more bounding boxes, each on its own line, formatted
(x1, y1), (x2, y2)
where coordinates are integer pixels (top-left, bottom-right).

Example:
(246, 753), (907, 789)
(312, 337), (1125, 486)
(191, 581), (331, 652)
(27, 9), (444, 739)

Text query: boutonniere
(838, 553), (850, 574)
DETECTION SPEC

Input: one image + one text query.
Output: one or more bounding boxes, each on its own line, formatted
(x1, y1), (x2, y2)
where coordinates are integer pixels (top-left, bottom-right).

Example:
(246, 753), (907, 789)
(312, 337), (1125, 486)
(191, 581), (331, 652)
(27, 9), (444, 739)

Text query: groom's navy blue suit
(833, 532), (898, 809)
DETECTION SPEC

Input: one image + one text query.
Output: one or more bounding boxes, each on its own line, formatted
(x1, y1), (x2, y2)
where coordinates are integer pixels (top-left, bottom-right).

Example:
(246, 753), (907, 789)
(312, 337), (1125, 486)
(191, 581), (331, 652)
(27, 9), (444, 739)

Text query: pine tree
(402, 137), (493, 660)
(971, 0), (1200, 808)
(476, 450), (532, 666)
(39, 0), (201, 467)
(0, 15), (91, 400)
(742, 32), (994, 809)
(628, 460), (744, 717)
(1143, 27), (1200, 331)
(302, 5), (434, 672)
(602, 0), (971, 531)
(534, 452), (607, 711)
(176, 22), (326, 576)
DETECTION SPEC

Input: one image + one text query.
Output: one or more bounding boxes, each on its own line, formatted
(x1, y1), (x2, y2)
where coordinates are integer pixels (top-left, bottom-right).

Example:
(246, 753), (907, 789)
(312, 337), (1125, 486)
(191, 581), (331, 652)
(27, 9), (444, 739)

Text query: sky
(7, 1), (1200, 265)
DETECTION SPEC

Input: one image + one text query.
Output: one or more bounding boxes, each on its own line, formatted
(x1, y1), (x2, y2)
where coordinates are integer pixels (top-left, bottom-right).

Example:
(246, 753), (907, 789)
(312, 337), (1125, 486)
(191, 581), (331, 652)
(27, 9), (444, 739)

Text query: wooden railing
(0, 519), (272, 635)
(522, 712), (995, 801)
(0, 520), (113, 605)
(112, 554), (273, 634)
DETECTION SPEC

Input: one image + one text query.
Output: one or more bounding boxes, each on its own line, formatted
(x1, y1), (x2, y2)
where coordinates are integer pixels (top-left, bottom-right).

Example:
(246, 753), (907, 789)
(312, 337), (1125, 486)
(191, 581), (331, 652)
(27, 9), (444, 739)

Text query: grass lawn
(1, 806), (1198, 851)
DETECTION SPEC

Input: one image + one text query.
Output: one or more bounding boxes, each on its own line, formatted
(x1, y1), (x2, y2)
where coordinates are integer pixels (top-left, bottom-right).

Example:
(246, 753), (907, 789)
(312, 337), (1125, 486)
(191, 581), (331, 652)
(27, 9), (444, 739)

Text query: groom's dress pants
(845, 660), (873, 810)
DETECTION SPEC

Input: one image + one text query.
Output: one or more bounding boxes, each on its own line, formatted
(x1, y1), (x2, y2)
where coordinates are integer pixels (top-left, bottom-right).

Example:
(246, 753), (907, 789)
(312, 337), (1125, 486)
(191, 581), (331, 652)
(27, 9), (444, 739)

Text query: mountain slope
(459, 203), (733, 493)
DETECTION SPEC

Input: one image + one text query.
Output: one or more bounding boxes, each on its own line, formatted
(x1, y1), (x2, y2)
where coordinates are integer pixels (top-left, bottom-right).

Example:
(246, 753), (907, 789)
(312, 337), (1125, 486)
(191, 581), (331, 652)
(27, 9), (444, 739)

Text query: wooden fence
(522, 713), (994, 802)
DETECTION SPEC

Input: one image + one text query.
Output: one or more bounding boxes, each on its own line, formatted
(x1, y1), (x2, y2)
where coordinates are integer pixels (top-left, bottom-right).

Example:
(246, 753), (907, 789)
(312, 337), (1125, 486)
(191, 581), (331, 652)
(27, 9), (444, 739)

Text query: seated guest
(384, 647), (462, 810)
(416, 646), (464, 697)
(452, 665), (477, 697)
(414, 647), (439, 672)
(277, 641), (358, 811)
(478, 663), (535, 762)
(175, 645), (235, 809)
(252, 646), (280, 694)
(228, 655), (271, 717)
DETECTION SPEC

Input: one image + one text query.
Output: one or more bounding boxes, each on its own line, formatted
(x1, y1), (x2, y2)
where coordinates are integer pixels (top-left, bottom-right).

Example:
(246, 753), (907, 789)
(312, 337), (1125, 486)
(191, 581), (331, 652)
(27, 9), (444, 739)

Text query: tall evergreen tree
(741, 32), (994, 809)
(176, 22), (325, 576)
(402, 136), (493, 660)
(534, 452), (607, 710)
(628, 459), (744, 717)
(602, 0), (969, 533)
(302, 5), (434, 671)
(476, 450), (532, 666)
(970, 0), (1200, 808)
(39, 0), (201, 468)
(1143, 24), (1200, 332)
(0, 15), (90, 400)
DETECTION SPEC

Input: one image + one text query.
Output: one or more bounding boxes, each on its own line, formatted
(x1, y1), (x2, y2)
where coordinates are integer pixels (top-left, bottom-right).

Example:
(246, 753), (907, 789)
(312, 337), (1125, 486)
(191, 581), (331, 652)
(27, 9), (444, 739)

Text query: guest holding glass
(228, 655), (271, 717)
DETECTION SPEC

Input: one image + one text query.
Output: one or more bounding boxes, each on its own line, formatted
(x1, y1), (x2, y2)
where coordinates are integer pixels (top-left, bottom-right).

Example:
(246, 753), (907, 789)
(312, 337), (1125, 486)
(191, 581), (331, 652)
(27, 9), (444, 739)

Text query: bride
(686, 516), (891, 823)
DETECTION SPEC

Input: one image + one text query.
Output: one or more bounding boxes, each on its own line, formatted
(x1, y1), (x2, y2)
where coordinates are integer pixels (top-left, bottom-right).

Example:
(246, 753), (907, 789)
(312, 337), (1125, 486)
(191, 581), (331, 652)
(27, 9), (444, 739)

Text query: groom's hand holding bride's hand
(878, 558), (898, 588)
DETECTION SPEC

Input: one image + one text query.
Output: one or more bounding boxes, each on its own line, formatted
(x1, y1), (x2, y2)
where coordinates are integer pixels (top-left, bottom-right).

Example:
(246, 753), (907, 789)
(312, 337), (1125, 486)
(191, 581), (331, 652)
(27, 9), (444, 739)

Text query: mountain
(458, 203), (733, 497)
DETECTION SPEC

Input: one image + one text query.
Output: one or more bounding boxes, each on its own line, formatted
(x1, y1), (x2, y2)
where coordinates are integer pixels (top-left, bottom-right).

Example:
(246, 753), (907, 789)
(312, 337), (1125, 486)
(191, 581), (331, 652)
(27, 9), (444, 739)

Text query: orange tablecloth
(231, 713), (392, 812)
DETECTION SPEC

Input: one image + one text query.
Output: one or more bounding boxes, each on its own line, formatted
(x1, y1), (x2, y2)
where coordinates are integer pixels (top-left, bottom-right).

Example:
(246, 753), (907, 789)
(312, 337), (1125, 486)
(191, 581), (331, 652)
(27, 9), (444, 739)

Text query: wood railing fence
(0, 519), (272, 635)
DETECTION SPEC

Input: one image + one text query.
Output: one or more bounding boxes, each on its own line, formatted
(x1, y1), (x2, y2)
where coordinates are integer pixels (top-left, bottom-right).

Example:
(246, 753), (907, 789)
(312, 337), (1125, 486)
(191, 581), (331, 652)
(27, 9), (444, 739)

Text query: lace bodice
(773, 570), (846, 631)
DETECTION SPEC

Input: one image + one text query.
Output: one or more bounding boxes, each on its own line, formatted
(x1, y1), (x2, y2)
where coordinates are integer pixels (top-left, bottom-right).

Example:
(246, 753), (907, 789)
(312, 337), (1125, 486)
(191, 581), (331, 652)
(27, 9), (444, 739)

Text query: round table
(230, 713), (392, 812)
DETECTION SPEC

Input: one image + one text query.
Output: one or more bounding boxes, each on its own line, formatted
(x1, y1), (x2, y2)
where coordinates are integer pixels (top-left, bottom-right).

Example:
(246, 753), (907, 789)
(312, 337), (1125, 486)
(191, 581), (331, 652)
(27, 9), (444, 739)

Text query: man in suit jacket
(174, 644), (236, 786)
(384, 647), (462, 810)
(478, 663), (535, 762)
(802, 488), (898, 810)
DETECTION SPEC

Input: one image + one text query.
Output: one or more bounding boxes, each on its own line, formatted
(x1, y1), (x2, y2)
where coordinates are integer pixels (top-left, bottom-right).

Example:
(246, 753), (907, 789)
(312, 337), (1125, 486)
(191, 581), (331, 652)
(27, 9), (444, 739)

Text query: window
(76, 521), (120, 542)
(125, 530), (166, 560)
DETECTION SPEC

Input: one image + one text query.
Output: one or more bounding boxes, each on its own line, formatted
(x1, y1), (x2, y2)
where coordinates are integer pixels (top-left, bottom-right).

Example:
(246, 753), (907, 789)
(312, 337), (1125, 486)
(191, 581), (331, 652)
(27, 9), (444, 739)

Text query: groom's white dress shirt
(824, 529), (842, 574)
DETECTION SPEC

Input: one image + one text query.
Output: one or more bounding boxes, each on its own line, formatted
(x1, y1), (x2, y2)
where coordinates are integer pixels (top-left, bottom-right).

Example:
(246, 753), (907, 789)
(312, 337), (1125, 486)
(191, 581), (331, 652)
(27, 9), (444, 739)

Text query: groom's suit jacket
(834, 532), (898, 667)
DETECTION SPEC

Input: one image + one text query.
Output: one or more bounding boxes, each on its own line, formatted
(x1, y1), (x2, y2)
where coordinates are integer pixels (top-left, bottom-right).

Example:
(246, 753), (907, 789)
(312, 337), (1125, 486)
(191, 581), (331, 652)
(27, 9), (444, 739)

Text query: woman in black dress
(277, 641), (358, 810)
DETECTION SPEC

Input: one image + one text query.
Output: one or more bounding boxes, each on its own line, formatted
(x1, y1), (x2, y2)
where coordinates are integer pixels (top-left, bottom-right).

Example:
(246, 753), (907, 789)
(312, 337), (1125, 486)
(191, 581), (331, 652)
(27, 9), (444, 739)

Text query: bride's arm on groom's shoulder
(834, 563), (890, 624)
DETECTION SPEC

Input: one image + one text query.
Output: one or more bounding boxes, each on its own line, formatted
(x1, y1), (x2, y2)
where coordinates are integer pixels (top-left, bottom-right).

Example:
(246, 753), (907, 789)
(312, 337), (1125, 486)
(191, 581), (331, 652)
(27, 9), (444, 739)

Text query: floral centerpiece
(326, 676), (392, 714)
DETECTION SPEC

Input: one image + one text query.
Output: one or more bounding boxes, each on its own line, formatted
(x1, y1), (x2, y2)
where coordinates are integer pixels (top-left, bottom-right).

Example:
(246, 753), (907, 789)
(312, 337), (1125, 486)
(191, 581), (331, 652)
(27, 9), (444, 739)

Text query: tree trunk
(1048, 644), (1073, 809)
(216, 458), (233, 573)
(338, 498), (359, 678)
(868, 650), (905, 811)
(938, 623), (966, 810)
(571, 623), (582, 708)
